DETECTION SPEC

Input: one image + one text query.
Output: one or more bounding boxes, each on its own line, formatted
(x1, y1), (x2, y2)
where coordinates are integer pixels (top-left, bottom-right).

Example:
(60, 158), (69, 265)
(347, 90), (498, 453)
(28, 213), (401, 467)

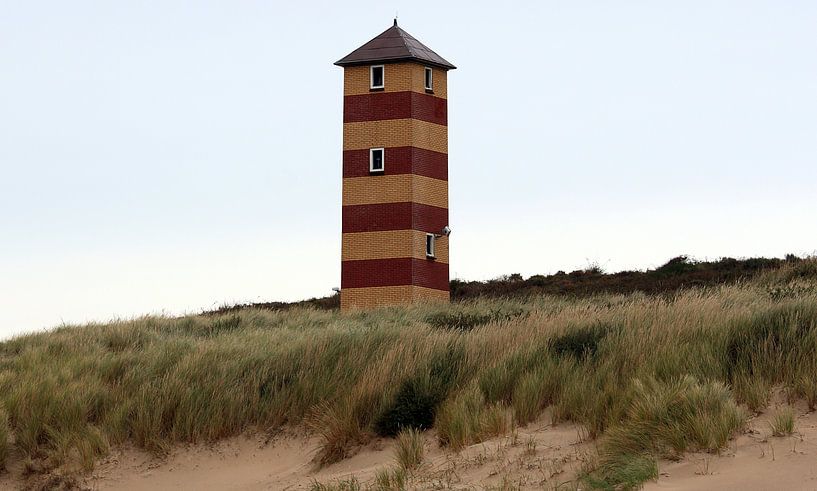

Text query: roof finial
(394, 12), (398, 26)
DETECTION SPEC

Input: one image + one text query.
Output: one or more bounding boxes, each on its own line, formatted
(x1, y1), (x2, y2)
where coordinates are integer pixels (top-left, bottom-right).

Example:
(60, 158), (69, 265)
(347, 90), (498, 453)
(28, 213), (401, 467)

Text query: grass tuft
(588, 376), (744, 488)
(583, 453), (659, 490)
(770, 408), (795, 437)
(435, 385), (484, 450)
(374, 466), (407, 490)
(393, 428), (424, 471)
(310, 477), (362, 491)
(732, 373), (771, 412)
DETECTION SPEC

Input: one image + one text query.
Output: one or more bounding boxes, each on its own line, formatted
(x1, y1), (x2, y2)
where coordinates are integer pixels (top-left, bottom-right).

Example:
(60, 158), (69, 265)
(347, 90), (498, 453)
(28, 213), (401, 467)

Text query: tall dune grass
(1, 259), (816, 487)
(0, 405), (9, 470)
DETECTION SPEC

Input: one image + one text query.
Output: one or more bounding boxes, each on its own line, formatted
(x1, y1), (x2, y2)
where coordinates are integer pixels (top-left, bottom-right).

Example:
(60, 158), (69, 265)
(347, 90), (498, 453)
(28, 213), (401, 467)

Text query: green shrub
(374, 345), (464, 437)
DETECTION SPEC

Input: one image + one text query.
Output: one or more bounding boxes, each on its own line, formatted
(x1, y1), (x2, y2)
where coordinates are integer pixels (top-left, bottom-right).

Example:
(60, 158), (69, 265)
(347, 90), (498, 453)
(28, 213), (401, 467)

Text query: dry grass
(393, 428), (424, 471)
(0, 405), (9, 470)
(1, 259), (816, 489)
(374, 466), (407, 490)
(770, 407), (796, 437)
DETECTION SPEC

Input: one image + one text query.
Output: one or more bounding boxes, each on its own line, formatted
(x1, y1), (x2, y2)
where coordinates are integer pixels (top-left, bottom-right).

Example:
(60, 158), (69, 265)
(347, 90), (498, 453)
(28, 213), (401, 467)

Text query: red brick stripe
(342, 258), (449, 290)
(344, 91), (447, 126)
(343, 147), (448, 180)
(342, 202), (449, 234)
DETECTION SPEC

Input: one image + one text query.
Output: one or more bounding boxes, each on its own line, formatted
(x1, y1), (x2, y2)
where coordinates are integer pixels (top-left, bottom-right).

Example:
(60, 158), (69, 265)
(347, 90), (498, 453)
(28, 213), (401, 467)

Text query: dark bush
(653, 256), (696, 276)
(374, 344), (464, 436)
(790, 261), (817, 279)
(206, 256), (796, 314)
(446, 256), (789, 302)
(550, 321), (614, 359)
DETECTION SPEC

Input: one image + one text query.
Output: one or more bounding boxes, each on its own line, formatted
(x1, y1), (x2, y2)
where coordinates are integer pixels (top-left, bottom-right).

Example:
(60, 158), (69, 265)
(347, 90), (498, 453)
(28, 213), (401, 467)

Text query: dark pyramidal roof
(335, 20), (456, 70)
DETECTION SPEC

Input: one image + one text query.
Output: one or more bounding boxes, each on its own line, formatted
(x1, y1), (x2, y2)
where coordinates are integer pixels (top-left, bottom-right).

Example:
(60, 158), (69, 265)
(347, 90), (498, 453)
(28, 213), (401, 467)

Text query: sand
(2, 404), (817, 490)
(645, 400), (817, 491)
(74, 414), (588, 490)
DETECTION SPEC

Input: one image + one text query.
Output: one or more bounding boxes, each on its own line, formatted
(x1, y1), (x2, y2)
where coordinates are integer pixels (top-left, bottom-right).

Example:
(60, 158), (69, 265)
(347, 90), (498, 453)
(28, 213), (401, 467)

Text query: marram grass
(1, 259), (817, 488)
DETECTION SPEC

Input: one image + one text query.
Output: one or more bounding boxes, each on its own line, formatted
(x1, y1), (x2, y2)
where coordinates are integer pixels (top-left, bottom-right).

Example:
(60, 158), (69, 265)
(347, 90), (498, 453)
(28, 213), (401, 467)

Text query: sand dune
(646, 401), (817, 491)
(2, 405), (815, 490)
(79, 413), (588, 490)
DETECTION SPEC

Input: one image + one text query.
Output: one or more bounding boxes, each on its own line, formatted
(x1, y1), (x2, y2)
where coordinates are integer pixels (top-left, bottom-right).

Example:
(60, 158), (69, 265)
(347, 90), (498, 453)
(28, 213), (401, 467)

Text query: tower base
(340, 285), (449, 311)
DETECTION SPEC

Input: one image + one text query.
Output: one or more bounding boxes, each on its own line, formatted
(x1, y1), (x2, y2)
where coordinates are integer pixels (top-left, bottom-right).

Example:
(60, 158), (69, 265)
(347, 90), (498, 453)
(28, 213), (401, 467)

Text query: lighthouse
(335, 21), (455, 310)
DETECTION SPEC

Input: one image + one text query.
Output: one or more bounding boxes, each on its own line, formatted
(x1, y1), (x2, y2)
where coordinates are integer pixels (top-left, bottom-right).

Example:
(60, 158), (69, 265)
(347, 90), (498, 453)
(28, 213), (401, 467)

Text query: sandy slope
(73, 415), (587, 490)
(2, 404), (816, 490)
(646, 400), (817, 491)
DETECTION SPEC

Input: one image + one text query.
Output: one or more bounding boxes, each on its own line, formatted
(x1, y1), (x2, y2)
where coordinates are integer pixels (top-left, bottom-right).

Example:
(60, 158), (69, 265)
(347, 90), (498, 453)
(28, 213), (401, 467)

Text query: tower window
(424, 67), (433, 91)
(426, 233), (436, 259)
(369, 148), (384, 172)
(370, 65), (384, 89)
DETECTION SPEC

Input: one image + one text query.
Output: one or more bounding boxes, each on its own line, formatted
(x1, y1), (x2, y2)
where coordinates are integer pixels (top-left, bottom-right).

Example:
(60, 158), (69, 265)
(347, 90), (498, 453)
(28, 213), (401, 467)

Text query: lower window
(426, 233), (436, 258)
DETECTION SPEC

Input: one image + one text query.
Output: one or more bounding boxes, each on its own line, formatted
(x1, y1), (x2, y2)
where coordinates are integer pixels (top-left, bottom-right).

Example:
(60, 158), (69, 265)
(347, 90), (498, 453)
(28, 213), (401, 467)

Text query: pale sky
(2, 1), (816, 338)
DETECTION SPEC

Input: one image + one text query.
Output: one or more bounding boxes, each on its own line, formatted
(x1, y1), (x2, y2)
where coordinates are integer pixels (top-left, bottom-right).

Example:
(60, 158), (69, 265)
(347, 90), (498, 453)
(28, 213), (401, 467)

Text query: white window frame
(369, 148), (385, 173)
(426, 233), (436, 258)
(424, 67), (433, 91)
(370, 65), (385, 89)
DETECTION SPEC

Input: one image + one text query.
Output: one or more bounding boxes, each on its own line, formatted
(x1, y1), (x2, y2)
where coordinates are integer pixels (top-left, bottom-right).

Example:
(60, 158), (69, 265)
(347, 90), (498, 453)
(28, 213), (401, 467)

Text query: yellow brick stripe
(342, 230), (449, 263)
(341, 285), (450, 310)
(344, 63), (448, 99)
(342, 174), (447, 209)
(343, 119), (448, 154)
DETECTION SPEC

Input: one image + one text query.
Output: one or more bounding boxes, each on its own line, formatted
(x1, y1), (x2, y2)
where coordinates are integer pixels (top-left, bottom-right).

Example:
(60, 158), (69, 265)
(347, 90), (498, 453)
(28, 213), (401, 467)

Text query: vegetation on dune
(0, 406), (8, 470)
(1, 258), (817, 488)
(207, 255), (804, 314)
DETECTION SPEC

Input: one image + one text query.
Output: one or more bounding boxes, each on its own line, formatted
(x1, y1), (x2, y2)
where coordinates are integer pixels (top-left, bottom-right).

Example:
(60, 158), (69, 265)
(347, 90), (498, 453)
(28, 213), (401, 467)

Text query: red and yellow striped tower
(335, 21), (455, 311)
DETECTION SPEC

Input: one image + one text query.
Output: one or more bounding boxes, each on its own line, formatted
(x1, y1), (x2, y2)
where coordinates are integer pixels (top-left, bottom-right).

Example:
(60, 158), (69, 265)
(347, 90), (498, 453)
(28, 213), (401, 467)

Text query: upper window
(370, 148), (384, 173)
(426, 233), (436, 259)
(370, 65), (384, 89)
(424, 67), (433, 91)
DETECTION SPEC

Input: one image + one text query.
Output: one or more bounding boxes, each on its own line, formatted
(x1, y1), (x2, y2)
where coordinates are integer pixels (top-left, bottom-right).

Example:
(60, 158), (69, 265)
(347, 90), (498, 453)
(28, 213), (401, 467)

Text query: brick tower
(335, 21), (455, 311)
